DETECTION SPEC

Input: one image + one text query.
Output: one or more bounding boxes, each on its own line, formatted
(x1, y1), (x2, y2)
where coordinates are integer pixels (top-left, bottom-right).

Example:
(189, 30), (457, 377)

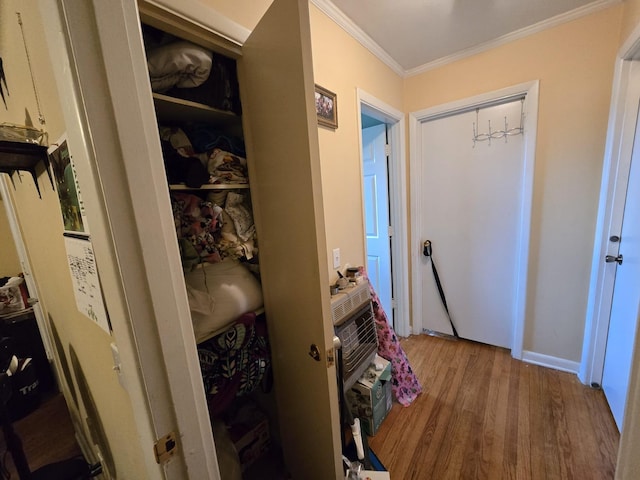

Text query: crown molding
(405, 0), (621, 77)
(312, 0), (620, 79)
(310, 0), (405, 77)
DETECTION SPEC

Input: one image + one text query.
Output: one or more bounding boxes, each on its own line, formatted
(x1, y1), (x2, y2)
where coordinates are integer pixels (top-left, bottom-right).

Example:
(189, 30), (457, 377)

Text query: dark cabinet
(0, 308), (55, 400)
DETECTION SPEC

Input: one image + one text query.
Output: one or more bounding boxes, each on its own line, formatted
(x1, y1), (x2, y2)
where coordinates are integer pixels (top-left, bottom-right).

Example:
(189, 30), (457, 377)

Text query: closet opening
(139, 16), (283, 478)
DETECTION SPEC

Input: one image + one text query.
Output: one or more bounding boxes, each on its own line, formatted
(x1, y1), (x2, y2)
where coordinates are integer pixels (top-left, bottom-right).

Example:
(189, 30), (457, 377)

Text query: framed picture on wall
(48, 134), (89, 235)
(315, 84), (338, 129)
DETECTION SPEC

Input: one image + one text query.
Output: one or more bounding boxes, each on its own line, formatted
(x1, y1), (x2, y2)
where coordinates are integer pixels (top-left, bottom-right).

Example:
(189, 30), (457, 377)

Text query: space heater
(331, 281), (378, 391)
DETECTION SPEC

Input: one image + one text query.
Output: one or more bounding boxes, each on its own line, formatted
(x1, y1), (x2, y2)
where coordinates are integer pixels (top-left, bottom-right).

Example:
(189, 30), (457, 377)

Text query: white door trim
(40, 1), (221, 477)
(409, 80), (539, 358)
(580, 24), (640, 386)
(356, 89), (410, 337)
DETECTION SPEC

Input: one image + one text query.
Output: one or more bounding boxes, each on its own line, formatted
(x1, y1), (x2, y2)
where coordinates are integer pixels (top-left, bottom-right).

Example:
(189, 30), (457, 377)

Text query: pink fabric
(365, 277), (422, 407)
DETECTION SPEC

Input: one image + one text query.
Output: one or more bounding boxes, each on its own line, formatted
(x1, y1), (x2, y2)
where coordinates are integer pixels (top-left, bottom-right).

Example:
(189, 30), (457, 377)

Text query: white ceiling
(316, 0), (618, 75)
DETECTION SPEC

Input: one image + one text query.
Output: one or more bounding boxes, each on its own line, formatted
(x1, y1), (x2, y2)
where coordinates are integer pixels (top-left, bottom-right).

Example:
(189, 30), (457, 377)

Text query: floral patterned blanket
(198, 312), (270, 416)
(366, 278), (422, 407)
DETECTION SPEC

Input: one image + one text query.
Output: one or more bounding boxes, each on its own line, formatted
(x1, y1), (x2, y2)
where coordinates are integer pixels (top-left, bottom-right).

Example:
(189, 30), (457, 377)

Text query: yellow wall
(200, 0), (404, 283)
(0, 197), (21, 277)
(1, 2), (146, 478)
(309, 5), (404, 282)
(404, 6), (621, 362)
(620, 0), (640, 46)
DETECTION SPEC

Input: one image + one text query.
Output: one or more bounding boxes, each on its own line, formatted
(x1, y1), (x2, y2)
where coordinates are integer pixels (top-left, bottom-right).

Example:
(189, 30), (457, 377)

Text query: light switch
(333, 248), (341, 269)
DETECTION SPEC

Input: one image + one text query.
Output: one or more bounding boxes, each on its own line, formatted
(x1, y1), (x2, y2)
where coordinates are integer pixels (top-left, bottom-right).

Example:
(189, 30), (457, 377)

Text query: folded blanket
(198, 312), (270, 416)
(147, 41), (213, 93)
(207, 149), (248, 185)
(184, 259), (263, 342)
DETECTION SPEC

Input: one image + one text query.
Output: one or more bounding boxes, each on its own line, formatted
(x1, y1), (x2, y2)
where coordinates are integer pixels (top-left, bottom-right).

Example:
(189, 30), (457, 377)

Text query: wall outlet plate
(333, 248), (341, 269)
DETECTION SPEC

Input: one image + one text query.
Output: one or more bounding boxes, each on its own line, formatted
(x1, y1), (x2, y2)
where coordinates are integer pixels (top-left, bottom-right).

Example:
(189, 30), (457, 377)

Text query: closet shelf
(169, 183), (249, 191)
(153, 93), (243, 134)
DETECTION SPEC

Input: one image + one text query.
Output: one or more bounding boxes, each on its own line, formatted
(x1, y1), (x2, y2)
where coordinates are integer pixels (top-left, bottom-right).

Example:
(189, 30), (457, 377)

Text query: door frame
(39, 0), (232, 477)
(409, 81), (539, 358)
(357, 89), (410, 337)
(580, 25), (640, 386)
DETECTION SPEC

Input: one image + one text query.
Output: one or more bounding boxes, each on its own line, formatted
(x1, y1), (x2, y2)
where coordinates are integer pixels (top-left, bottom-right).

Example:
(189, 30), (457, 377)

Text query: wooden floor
(368, 335), (620, 480)
(0, 337), (620, 479)
(0, 393), (82, 478)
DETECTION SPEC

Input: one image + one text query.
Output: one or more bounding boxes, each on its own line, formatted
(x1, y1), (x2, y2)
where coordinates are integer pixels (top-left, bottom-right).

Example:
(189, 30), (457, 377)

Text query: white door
(419, 100), (526, 348)
(363, 123), (393, 322)
(601, 100), (640, 431)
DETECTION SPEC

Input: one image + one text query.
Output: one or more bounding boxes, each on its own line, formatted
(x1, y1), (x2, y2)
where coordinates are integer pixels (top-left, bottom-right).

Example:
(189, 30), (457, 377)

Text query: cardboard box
(226, 408), (270, 471)
(346, 355), (393, 436)
(344, 470), (391, 480)
(0, 277), (28, 314)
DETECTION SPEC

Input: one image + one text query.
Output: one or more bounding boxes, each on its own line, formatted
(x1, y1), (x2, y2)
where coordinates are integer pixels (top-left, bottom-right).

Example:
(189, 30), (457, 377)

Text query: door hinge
(326, 347), (335, 368)
(388, 225), (393, 238)
(384, 143), (391, 156)
(154, 431), (178, 464)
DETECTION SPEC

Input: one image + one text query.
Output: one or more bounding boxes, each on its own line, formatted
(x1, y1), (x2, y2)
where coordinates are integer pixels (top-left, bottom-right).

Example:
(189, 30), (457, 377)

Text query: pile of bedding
(171, 189), (257, 270)
(166, 122), (257, 269)
(185, 258), (268, 414)
(143, 25), (241, 114)
(160, 125), (248, 188)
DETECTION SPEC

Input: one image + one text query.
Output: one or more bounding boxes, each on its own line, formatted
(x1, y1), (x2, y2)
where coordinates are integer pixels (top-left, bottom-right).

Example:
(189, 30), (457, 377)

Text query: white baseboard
(522, 350), (580, 374)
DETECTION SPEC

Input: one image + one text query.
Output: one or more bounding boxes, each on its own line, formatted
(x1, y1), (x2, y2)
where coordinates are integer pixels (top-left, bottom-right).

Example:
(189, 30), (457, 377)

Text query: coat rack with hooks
(472, 98), (524, 147)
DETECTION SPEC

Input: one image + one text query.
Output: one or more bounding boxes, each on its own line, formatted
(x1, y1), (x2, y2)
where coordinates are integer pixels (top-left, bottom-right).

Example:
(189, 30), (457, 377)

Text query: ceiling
(319, 0), (617, 74)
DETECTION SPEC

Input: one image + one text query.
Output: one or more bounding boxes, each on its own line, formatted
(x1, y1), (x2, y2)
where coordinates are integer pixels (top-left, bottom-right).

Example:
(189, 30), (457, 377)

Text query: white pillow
(147, 41), (213, 93)
(184, 259), (263, 343)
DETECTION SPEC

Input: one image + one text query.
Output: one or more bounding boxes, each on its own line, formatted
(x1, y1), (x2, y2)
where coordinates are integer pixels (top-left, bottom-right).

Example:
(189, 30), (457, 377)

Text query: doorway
(362, 121), (392, 324)
(0, 178), (86, 473)
(0, 179), (52, 361)
(410, 81), (539, 357)
(357, 89), (410, 337)
(581, 48), (640, 432)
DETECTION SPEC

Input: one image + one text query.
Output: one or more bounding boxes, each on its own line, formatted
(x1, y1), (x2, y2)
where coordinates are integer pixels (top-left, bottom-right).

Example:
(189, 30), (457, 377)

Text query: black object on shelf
(0, 140), (53, 198)
(0, 310), (55, 399)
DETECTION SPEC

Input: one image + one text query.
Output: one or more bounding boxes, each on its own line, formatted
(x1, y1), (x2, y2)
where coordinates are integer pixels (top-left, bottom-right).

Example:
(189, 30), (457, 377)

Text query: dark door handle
(605, 254), (623, 265)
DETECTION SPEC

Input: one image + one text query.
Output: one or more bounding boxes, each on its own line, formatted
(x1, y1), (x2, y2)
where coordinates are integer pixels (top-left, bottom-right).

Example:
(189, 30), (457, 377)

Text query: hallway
(369, 335), (619, 479)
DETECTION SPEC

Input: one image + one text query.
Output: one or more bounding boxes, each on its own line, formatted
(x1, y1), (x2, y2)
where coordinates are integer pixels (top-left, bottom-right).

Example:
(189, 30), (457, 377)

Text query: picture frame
(48, 134), (89, 235)
(315, 84), (338, 129)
